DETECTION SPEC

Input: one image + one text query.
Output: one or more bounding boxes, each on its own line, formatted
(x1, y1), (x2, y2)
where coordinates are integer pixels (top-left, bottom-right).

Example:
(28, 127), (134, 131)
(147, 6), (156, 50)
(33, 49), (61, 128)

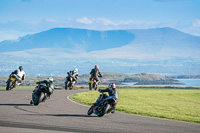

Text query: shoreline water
(122, 79), (200, 86)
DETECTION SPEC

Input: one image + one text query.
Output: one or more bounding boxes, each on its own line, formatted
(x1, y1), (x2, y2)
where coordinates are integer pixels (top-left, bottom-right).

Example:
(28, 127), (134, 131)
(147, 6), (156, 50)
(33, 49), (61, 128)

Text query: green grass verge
(0, 86), (34, 90)
(71, 88), (200, 124)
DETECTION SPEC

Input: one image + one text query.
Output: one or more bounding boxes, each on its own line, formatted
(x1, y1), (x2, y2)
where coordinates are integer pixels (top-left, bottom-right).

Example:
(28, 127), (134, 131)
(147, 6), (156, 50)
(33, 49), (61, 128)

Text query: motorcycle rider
(36, 77), (54, 98)
(7, 66), (26, 85)
(90, 65), (102, 84)
(95, 83), (119, 113)
(66, 68), (79, 84)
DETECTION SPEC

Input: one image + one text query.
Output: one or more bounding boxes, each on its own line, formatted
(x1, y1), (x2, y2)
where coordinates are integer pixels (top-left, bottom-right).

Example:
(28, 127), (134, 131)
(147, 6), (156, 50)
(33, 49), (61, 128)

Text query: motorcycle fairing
(10, 77), (16, 81)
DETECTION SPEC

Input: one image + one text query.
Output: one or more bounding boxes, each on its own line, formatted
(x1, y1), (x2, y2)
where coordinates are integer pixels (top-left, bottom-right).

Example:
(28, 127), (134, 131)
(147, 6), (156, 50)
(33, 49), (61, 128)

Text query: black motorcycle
(65, 72), (75, 90)
(30, 83), (49, 106)
(6, 74), (19, 91)
(87, 92), (117, 117)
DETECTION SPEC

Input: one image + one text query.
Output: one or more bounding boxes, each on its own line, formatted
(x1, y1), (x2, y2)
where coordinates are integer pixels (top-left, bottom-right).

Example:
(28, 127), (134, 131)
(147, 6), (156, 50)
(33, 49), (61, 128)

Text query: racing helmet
(109, 83), (116, 88)
(19, 66), (23, 71)
(94, 65), (99, 69)
(74, 68), (78, 73)
(47, 77), (53, 82)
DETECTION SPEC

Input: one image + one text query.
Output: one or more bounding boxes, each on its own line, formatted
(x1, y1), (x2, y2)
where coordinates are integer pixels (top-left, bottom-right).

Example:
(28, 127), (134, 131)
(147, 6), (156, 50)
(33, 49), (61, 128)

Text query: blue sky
(0, 0), (200, 41)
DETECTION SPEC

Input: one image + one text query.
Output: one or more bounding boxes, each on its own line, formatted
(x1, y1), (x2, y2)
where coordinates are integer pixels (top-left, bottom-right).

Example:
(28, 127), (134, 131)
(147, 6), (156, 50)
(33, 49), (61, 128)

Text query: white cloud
(94, 18), (117, 26)
(119, 20), (158, 28)
(0, 30), (25, 42)
(76, 17), (118, 26)
(192, 19), (200, 27)
(45, 18), (58, 23)
(119, 20), (135, 25)
(77, 17), (93, 24)
(76, 17), (158, 28)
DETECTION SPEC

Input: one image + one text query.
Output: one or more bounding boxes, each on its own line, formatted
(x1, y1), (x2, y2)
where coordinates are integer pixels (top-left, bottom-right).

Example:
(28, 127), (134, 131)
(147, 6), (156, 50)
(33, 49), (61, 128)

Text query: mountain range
(0, 27), (200, 76)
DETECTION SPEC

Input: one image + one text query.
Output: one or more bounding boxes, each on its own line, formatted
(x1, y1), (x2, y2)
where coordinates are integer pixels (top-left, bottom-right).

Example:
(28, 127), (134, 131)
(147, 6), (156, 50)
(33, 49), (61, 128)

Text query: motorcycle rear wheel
(94, 84), (97, 90)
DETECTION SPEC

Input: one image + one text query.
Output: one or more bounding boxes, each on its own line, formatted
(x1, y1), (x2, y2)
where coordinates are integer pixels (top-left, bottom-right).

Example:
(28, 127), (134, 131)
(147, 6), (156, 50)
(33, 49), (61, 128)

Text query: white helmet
(47, 77), (53, 82)
(109, 83), (116, 88)
(74, 68), (78, 73)
(95, 65), (99, 69)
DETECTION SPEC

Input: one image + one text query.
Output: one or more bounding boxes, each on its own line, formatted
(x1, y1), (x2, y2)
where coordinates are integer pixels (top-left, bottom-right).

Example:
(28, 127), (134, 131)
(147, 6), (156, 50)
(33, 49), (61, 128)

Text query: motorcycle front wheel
(98, 103), (110, 117)
(87, 107), (93, 115)
(6, 81), (11, 91)
(32, 93), (40, 105)
(89, 83), (92, 90)
(65, 81), (70, 90)
(65, 83), (68, 90)
(69, 83), (73, 90)
(6, 81), (15, 91)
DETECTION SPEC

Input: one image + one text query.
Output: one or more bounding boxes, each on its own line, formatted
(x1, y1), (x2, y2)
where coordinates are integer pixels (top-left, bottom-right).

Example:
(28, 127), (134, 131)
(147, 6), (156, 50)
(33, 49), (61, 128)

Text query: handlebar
(98, 89), (103, 93)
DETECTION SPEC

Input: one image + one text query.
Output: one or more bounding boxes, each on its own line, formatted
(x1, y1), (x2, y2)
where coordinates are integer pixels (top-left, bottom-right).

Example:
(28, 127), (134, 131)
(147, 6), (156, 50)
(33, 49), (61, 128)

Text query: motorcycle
(6, 74), (19, 91)
(30, 83), (49, 106)
(87, 92), (117, 117)
(65, 72), (75, 90)
(89, 76), (100, 90)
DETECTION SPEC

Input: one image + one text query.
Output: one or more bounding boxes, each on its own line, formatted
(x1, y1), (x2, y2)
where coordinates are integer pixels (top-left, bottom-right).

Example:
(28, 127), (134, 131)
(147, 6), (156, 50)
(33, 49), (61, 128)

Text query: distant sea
(122, 79), (200, 86)
(177, 79), (200, 86)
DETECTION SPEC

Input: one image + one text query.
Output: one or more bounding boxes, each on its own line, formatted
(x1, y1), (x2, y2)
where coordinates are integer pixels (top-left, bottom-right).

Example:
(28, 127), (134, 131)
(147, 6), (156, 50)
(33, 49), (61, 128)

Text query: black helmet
(19, 66), (23, 71)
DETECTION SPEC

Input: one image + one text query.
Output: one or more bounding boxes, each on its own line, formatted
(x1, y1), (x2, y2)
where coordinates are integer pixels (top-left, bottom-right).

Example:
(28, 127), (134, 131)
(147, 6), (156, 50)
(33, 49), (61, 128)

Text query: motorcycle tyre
(89, 83), (92, 90)
(94, 84), (97, 90)
(65, 83), (68, 90)
(69, 82), (73, 90)
(32, 93), (40, 106)
(87, 107), (93, 115)
(98, 103), (110, 117)
(67, 81), (71, 90)
(6, 81), (11, 91)
(30, 100), (33, 105)
(93, 82), (96, 88)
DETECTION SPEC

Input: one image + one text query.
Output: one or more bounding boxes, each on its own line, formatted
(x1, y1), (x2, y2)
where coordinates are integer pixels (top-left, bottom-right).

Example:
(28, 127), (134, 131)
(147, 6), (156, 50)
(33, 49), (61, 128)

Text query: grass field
(0, 86), (34, 90)
(71, 88), (200, 124)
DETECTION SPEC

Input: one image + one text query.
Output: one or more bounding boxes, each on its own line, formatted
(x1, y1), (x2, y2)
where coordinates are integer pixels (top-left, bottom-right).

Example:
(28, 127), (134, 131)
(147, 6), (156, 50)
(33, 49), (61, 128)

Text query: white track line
(67, 94), (90, 107)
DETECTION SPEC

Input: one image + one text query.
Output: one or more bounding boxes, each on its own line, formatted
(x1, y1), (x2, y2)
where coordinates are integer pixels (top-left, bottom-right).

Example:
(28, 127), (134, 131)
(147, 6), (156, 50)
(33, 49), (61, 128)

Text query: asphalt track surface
(0, 89), (199, 133)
